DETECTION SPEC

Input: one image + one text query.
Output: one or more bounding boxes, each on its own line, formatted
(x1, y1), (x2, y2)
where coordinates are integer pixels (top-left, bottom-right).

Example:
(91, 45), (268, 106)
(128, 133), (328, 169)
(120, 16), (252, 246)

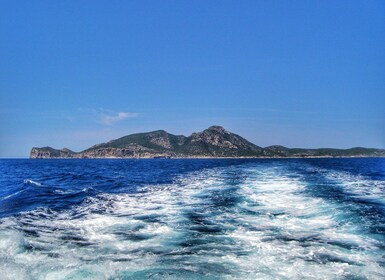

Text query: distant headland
(30, 126), (385, 159)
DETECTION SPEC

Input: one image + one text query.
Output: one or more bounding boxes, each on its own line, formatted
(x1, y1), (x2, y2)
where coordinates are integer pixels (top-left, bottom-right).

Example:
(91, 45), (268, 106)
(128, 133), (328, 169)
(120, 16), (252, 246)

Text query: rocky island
(30, 126), (385, 159)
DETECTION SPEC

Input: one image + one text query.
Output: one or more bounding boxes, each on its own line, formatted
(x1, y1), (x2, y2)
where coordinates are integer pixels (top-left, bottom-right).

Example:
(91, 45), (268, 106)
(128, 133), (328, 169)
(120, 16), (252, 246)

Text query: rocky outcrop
(78, 145), (176, 158)
(146, 130), (173, 149)
(30, 147), (76, 158)
(30, 126), (385, 159)
(183, 126), (263, 157)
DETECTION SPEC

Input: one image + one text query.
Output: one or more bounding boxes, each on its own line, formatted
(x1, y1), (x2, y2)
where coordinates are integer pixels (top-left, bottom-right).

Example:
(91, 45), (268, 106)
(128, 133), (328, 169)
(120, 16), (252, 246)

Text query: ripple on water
(0, 160), (384, 279)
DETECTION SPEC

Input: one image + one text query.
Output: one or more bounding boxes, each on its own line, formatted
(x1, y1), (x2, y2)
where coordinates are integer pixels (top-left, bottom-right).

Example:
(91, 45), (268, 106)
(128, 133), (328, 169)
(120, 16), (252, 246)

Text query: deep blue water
(0, 158), (385, 279)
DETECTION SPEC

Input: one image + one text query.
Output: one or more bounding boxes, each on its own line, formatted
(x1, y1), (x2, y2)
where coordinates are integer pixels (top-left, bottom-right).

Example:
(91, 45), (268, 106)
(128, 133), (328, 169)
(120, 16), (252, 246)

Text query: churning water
(0, 158), (384, 279)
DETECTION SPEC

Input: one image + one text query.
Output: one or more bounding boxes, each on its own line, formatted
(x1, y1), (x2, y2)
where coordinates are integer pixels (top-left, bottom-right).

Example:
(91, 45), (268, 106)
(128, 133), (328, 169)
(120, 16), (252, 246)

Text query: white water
(0, 165), (384, 279)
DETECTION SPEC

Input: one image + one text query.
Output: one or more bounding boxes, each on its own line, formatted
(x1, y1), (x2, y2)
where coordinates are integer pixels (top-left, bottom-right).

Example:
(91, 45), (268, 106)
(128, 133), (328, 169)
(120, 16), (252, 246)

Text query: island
(30, 126), (385, 159)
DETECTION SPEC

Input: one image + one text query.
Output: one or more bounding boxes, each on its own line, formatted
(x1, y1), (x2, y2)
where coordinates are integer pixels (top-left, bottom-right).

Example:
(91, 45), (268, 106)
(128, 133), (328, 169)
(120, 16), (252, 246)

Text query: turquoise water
(0, 158), (384, 279)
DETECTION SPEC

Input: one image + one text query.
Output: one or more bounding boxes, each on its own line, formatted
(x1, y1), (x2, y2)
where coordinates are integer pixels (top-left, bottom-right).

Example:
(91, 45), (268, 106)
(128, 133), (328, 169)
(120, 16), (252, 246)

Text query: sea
(0, 158), (384, 279)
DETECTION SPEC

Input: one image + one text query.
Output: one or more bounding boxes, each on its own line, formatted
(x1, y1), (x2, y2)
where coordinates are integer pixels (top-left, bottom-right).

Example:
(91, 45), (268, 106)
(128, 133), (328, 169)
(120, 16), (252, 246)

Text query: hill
(30, 126), (385, 158)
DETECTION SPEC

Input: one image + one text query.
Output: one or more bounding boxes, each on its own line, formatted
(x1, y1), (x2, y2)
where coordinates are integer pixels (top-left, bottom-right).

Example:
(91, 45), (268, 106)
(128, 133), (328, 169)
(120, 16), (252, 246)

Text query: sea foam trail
(0, 169), (219, 279)
(0, 162), (384, 279)
(302, 164), (385, 237)
(227, 166), (385, 279)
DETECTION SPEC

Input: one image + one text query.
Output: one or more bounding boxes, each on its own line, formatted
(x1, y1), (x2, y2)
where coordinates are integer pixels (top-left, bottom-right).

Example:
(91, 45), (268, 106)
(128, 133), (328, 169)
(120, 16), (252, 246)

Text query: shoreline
(27, 155), (385, 160)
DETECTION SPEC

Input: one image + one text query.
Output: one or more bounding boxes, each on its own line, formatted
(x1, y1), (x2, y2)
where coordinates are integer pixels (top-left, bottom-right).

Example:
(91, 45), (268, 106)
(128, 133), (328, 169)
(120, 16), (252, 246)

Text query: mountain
(30, 126), (385, 159)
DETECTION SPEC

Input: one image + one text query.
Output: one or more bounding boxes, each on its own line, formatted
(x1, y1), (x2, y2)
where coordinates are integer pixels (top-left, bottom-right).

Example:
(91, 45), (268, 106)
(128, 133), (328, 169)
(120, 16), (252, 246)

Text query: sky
(1, 0), (384, 158)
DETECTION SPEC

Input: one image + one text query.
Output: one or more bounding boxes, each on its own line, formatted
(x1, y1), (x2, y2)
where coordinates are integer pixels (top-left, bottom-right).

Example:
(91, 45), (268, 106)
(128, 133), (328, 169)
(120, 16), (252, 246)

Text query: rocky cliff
(30, 147), (76, 159)
(30, 126), (385, 159)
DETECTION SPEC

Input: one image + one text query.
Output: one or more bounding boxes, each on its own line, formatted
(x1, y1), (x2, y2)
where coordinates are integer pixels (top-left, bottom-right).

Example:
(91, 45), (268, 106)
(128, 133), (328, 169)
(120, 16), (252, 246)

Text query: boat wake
(0, 159), (384, 279)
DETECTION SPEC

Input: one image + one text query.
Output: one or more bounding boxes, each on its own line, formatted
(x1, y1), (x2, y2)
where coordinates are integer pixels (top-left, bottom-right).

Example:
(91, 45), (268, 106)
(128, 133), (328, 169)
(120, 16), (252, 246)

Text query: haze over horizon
(1, 1), (384, 158)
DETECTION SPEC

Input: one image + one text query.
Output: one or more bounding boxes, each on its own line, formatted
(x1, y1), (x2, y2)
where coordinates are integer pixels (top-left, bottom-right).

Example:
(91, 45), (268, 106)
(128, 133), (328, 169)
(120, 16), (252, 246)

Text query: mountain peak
(205, 125), (227, 133)
(29, 126), (385, 159)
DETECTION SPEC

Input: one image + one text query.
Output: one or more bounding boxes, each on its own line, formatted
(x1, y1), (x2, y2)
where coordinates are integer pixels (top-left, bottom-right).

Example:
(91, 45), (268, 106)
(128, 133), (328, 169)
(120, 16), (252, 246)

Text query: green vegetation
(30, 126), (385, 159)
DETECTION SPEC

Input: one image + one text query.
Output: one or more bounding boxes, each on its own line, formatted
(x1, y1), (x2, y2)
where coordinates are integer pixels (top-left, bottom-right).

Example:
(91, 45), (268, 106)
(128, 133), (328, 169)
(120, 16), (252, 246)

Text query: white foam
(1, 189), (25, 201)
(0, 168), (224, 279)
(224, 166), (385, 279)
(319, 168), (385, 202)
(1, 164), (384, 279)
(23, 179), (42, 187)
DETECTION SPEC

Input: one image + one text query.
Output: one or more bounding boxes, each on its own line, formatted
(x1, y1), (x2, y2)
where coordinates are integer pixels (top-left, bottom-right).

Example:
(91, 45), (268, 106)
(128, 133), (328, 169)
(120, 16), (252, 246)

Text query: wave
(325, 170), (385, 201)
(0, 189), (25, 201)
(0, 161), (384, 279)
(23, 179), (42, 187)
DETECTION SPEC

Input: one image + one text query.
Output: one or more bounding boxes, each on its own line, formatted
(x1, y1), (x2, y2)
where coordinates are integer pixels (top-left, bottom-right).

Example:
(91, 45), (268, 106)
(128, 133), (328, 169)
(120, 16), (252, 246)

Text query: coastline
(29, 126), (385, 159)
(28, 155), (385, 159)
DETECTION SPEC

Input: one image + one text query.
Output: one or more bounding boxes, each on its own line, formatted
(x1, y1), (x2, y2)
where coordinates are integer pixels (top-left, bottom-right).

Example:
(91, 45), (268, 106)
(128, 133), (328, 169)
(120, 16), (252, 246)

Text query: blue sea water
(0, 158), (385, 279)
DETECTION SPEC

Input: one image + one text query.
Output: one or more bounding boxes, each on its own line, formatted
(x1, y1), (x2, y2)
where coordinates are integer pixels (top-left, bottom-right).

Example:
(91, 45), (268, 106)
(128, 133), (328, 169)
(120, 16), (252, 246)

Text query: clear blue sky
(1, 0), (384, 157)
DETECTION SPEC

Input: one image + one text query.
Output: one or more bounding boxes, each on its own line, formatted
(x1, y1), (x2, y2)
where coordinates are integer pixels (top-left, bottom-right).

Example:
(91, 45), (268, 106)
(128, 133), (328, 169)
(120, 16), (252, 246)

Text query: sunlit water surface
(0, 158), (384, 279)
